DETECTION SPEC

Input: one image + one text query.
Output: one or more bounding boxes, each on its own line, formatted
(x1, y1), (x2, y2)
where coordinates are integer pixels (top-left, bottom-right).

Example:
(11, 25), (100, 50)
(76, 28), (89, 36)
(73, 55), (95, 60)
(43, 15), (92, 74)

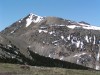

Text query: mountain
(0, 13), (100, 70)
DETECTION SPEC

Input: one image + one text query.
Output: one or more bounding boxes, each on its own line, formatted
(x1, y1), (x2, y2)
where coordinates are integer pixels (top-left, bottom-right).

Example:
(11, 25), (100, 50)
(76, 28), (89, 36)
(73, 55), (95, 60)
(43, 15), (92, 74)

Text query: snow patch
(83, 26), (100, 30)
(26, 13), (43, 27)
(93, 36), (96, 44)
(38, 30), (48, 33)
(26, 14), (33, 27)
(49, 31), (55, 35)
(12, 56), (16, 59)
(67, 24), (100, 30)
(14, 51), (18, 54)
(51, 24), (66, 27)
(77, 59), (79, 64)
(33, 16), (43, 23)
(49, 54), (52, 58)
(11, 31), (15, 33)
(71, 37), (81, 48)
(18, 21), (21, 23)
(96, 65), (100, 70)
(67, 25), (80, 29)
(80, 42), (84, 49)
(43, 41), (45, 43)
(73, 53), (86, 57)
(97, 53), (100, 61)
(61, 36), (67, 42)
(60, 56), (64, 60)
(28, 46), (31, 48)
(52, 40), (58, 43)
(7, 45), (12, 48)
(58, 25), (66, 26)
(85, 35), (89, 43)
(40, 26), (47, 29)
(61, 36), (64, 40)
(67, 35), (70, 40)
(76, 41), (80, 48)
(89, 37), (92, 42)
(18, 19), (23, 23)
(54, 43), (58, 46)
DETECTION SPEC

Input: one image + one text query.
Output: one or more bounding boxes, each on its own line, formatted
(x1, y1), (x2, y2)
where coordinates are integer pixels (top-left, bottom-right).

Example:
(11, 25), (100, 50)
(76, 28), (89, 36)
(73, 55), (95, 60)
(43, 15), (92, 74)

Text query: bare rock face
(1, 13), (100, 70)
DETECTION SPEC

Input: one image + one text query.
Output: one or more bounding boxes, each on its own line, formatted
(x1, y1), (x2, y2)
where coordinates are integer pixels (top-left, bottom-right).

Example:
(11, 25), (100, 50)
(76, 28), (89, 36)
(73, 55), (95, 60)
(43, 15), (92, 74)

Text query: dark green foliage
(28, 50), (92, 70)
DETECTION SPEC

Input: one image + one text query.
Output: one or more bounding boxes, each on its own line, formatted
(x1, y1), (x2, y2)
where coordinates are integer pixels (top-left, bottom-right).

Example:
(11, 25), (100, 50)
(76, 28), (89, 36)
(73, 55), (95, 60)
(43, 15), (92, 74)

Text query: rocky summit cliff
(0, 13), (100, 70)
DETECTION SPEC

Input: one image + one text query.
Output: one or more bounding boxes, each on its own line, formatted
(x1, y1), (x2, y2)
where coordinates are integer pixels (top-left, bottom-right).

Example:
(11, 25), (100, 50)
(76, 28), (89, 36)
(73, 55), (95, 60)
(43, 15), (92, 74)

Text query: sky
(0, 0), (100, 31)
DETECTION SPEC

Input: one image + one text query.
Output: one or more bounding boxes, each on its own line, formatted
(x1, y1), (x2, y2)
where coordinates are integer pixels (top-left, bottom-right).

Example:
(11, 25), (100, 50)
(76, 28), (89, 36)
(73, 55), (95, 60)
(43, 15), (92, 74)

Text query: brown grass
(0, 63), (100, 75)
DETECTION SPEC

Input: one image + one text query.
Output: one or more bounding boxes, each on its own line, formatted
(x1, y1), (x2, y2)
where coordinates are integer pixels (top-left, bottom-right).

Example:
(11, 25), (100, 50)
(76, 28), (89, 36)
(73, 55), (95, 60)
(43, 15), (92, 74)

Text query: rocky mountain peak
(1, 13), (100, 70)
(25, 13), (44, 27)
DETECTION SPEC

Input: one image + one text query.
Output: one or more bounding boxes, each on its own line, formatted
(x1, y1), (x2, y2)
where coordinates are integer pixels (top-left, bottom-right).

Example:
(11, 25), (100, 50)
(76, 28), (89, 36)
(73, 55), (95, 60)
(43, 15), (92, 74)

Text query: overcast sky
(0, 0), (100, 31)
